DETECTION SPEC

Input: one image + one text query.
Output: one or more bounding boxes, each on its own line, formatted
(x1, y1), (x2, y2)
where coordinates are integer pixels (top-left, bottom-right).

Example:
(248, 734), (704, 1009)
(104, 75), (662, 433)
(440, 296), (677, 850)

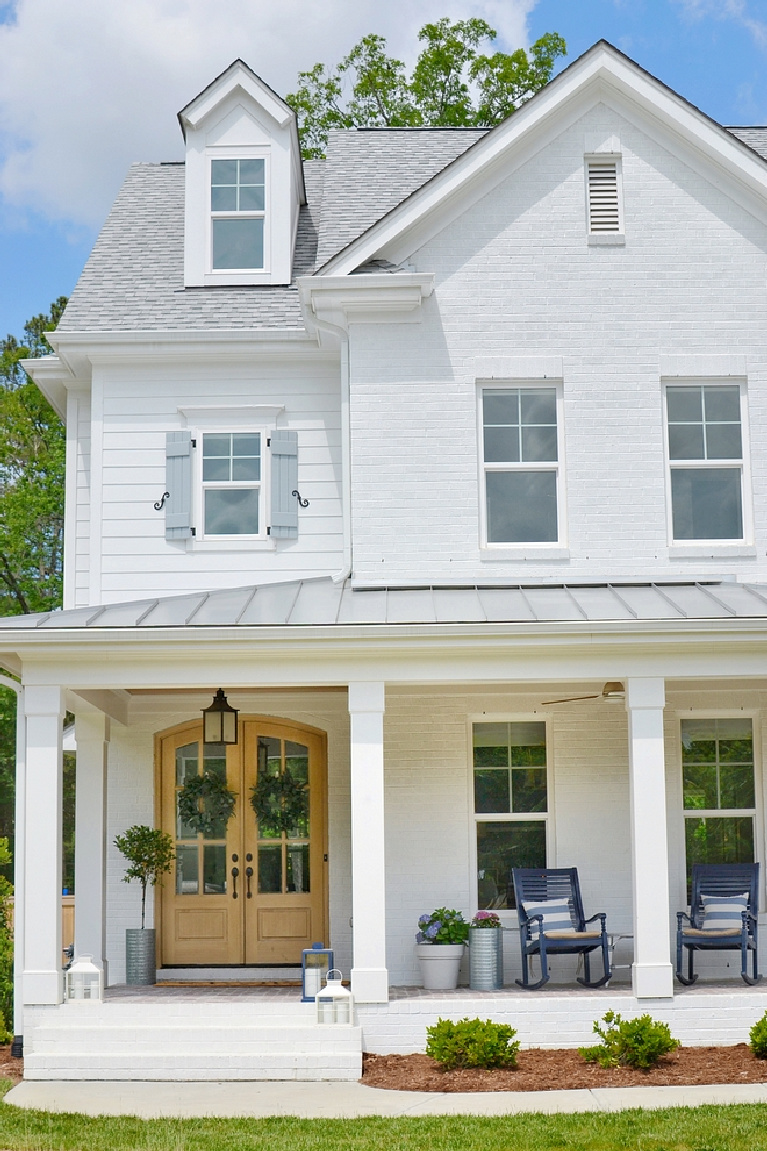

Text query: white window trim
(584, 153), (625, 245)
(467, 713), (555, 922)
(194, 425), (270, 544)
(662, 378), (752, 547)
(671, 709), (764, 914)
(477, 380), (567, 552)
(204, 146), (271, 285)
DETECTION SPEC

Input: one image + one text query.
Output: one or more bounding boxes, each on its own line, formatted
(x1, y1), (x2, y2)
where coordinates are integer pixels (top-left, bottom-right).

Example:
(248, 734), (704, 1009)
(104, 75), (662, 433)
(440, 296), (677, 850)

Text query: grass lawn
(0, 1078), (766, 1151)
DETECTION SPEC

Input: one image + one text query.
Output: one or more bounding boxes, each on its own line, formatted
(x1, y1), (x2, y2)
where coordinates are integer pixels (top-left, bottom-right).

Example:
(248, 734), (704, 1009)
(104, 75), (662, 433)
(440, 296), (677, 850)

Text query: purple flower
(426, 921), (441, 939)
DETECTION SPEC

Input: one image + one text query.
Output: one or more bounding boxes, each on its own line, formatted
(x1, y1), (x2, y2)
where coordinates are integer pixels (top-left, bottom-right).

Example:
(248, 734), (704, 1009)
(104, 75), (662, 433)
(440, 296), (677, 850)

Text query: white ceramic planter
(416, 943), (465, 990)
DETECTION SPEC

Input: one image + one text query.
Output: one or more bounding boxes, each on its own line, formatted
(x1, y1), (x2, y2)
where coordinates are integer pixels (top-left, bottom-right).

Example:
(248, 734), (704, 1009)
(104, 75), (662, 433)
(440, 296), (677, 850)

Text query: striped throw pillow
(701, 892), (749, 932)
(522, 899), (574, 936)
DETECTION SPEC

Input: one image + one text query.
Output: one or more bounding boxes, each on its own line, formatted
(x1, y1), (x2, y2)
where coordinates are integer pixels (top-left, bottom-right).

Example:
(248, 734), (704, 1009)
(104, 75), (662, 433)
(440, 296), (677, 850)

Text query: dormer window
(211, 159), (266, 270)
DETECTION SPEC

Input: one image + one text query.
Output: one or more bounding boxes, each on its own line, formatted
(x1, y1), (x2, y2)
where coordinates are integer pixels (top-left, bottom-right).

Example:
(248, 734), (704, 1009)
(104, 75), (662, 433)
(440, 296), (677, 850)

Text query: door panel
(160, 732), (243, 965)
(159, 718), (326, 967)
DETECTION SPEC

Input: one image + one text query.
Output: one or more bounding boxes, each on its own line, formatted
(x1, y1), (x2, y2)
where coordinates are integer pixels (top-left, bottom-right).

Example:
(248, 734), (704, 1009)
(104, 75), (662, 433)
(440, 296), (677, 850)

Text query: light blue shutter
(270, 430), (298, 539)
(165, 430), (194, 540)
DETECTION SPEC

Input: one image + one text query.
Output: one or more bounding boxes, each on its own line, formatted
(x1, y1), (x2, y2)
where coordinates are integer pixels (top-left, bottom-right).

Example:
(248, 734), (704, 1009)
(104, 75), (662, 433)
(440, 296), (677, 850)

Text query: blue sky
(1, 0), (766, 343)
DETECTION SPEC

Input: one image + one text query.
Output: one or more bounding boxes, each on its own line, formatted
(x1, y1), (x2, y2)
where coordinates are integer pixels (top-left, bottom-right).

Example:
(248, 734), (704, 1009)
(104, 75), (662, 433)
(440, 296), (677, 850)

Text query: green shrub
(749, 1012), (767, 1058)
(579, 1010), (679, 1070)
(426, 1017), (520, 1070)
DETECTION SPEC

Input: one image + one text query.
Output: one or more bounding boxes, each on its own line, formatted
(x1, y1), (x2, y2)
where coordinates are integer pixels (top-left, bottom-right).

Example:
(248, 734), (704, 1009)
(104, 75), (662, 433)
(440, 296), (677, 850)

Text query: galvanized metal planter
(126, 928), (156, 985)
(469, 927), (503, 990)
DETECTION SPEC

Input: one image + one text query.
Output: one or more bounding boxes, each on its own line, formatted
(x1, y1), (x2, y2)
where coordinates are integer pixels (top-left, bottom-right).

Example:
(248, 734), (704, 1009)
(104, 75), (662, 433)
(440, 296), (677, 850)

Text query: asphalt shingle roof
(56, 115), (767, 335)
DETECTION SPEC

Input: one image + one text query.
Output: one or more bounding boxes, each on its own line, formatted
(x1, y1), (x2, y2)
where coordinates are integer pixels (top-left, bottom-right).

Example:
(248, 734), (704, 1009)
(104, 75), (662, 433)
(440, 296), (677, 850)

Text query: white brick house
(5, 40), (767, 1078)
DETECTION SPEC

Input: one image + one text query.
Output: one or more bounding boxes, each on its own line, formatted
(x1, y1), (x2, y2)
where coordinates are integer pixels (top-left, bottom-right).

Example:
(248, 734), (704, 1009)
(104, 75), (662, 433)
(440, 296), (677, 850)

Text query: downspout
(0, 675), (24, 1055)
(310, 315), (352, 583)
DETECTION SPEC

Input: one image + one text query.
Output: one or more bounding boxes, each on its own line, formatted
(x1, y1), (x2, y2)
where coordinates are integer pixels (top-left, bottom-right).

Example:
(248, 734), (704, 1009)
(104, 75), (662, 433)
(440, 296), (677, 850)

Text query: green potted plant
(469, 911), (504, 990)
(114, 825), (175, 985)
(415, 908), (469, 990)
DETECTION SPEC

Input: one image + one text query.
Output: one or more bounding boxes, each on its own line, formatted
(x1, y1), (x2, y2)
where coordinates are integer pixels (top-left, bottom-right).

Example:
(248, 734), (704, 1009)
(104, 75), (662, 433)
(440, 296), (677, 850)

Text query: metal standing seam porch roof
(5, 578), (767, 631)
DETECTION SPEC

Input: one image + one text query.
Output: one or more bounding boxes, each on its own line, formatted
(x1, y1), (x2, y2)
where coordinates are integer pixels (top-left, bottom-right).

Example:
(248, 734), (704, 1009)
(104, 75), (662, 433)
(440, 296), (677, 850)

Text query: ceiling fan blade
(541, 694), (601, 706)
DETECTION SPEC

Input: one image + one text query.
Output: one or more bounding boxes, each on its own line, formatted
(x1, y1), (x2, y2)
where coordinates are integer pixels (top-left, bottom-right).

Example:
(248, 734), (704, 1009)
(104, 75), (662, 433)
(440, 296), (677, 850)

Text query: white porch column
(626, 677), (673, 999)
(74, 712), (109, 971)
(348, 681), (388, 1003)
(23, 685), (65, 1005)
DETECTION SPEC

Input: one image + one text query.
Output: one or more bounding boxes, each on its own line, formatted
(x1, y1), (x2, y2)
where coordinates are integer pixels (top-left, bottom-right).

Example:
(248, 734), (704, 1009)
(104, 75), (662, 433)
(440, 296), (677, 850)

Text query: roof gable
(178, 59), (294, 138)
(318, 40), (767, 276)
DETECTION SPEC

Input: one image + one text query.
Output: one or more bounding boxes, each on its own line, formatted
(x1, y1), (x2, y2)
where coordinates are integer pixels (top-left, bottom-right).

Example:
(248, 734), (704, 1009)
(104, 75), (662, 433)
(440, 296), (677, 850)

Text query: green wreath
(250, 769), (308, 837)
(177, 772), (237, 836)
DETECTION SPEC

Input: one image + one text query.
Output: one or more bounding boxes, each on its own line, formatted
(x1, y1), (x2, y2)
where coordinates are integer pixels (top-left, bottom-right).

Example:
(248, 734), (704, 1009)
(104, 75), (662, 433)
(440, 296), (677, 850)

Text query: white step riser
(24, 1055), (362, 1081)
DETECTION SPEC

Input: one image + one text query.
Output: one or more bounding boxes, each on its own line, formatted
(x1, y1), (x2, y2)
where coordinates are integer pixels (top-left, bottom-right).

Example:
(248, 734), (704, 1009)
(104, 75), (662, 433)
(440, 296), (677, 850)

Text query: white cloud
(673, 0), (767, 50)
(0, 0), (537, 228)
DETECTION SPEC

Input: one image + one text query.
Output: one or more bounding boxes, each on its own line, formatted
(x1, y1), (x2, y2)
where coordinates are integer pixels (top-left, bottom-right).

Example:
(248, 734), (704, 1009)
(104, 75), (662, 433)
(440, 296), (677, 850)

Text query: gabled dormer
(179, 59), (305, 287)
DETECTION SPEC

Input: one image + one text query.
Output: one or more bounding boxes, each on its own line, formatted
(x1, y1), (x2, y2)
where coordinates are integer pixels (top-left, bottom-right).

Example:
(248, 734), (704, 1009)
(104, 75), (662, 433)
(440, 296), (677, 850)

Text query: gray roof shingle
(727, 127), (767, 160)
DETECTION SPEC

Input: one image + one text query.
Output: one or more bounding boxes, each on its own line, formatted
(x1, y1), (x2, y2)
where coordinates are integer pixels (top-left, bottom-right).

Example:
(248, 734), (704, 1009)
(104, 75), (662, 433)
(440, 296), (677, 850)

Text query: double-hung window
(481, 387), (561, 544)
(681, 717), (756, 899)
(210, 158), (266, 271)
(666, 384), (746, 542)
(473, 721), (548, 910)
(201, 432), (262, 537)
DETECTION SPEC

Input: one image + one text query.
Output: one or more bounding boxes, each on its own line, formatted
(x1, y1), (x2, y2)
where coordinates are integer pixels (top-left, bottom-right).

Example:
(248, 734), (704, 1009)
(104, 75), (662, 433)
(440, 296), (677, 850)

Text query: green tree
(114, 826), (176, 930)
(287, 20), (566, 158)
(0, 299), (68, 875)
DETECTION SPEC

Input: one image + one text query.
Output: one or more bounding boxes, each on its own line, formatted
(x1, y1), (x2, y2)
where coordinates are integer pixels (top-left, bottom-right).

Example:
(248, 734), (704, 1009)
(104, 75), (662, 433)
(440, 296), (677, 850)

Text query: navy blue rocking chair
(512, 867), (611, 991)
(676, 862), (761, 986)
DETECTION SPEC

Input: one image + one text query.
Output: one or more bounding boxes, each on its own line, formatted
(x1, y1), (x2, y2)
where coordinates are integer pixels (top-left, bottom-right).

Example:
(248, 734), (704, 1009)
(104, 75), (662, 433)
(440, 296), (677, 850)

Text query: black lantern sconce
(202, 689), (239, 745)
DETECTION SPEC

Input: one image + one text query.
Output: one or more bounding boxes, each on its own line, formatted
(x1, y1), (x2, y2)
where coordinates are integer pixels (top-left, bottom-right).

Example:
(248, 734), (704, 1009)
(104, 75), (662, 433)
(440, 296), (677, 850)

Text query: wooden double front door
(158, 718), (327, 966)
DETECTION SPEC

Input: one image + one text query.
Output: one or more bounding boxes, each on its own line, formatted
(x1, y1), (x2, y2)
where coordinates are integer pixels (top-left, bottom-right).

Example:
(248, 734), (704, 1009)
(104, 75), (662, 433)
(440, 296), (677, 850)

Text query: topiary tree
(114, 826), (175, 930)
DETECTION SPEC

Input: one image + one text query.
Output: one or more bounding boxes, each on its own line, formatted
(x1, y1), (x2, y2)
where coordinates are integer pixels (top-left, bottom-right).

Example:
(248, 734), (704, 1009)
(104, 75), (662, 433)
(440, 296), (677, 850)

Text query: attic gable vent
(587, 160), (621, 233)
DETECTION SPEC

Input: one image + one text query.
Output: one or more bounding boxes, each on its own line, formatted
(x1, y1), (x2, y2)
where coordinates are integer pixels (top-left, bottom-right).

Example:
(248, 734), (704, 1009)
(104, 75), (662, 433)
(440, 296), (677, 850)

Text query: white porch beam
(626, 677), (673, 999)
(73, 712), (110, 972)
(348, 681), (388, 1003)
(23, 685), (65, 1004)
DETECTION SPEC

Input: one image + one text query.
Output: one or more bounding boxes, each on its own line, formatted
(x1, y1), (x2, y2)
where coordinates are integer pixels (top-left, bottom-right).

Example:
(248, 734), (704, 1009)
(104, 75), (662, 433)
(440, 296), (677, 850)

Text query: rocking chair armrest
(584, 913), (606, 928)
(744, 910), (759, 928)
(677, 911), (692, 927)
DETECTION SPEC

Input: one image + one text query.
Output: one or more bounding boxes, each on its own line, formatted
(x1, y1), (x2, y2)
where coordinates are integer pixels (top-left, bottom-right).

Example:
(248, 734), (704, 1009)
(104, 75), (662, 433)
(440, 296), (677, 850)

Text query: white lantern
(315, 969), (353, 1025)
(66, 955), (103, 1001)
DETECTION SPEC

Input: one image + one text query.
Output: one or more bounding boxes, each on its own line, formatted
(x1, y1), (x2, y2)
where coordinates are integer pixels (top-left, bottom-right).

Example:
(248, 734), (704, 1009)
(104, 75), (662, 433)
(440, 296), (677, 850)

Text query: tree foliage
(286, 20), (566, 159)
(115, 826), (176, 930)
(0, 297), (68, 617)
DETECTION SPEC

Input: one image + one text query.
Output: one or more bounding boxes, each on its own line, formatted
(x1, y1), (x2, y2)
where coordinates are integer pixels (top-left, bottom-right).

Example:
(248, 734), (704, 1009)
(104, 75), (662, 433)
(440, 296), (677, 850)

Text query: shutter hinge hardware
(267, 437), (270, 447)
(191, 438), (197, 448)
(154, 492), (170, 511)
(191, 528), (196, 537)
(292, 490), (310, 508)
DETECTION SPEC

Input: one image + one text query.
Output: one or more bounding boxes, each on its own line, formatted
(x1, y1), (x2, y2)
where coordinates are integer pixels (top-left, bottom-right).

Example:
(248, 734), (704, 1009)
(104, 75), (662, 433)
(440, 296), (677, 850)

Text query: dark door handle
(245, 866), (253, 898)
(231, 866), (239, 899)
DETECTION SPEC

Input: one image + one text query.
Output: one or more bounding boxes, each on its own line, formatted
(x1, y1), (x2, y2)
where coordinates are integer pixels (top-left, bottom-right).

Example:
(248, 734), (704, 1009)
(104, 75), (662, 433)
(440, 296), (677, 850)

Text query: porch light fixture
(302, 941), (333, 1002)
(315, 969), (353, 1025)
(202, 689), (239, 745)
(66, 955), (103, 1001)
(602, 681), (626, 703)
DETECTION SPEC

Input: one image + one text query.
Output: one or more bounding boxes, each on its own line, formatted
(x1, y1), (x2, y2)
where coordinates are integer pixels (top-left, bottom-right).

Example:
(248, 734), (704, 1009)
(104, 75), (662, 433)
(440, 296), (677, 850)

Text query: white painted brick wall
(102, 685), (767, 988)
(349, 104), (767, 584)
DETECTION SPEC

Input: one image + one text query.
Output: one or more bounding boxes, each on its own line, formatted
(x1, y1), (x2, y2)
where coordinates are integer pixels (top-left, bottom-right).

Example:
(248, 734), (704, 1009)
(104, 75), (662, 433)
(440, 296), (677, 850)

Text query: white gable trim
(179, 61), (294, 134)
(319, 42), (767, 277)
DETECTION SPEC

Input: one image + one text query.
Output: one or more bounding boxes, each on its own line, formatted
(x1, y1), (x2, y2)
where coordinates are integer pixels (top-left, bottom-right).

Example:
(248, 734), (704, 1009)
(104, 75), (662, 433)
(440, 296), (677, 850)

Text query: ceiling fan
(542, 681), (625, 706)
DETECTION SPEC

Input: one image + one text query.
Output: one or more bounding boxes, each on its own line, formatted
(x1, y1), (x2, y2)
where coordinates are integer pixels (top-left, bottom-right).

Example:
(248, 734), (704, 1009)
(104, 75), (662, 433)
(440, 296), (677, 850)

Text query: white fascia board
(19, 355), (75, 421)
(321, 45), (767, 277)
(298, 273), (434, 334)
(6, 618), (767, 692)
(180, 69), (293, 133)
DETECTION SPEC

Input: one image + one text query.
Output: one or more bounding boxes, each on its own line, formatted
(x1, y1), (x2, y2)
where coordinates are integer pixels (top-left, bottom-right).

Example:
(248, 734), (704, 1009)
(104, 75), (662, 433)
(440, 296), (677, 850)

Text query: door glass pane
(486, 470), (558, 543)
(203, 744), (227, 782)
(256, 736), (283, 839)
(258, 845), (282, 893)
(176, 793), (199, 840)
(203, 845), (227, 894)
(175, 742), (199, 787)
(286, 788), (309, 839)
(176, 845), (199, 895)
(286, 844), (310, 893)
(476, 821), (547, 910)
(285, 741), (309, 784)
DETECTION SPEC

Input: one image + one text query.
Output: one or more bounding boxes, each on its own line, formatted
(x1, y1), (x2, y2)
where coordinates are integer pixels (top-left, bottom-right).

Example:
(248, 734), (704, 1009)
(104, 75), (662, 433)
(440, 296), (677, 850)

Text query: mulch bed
(361, 1046), (767, 1092)
(0, 1046), (22, 1086)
